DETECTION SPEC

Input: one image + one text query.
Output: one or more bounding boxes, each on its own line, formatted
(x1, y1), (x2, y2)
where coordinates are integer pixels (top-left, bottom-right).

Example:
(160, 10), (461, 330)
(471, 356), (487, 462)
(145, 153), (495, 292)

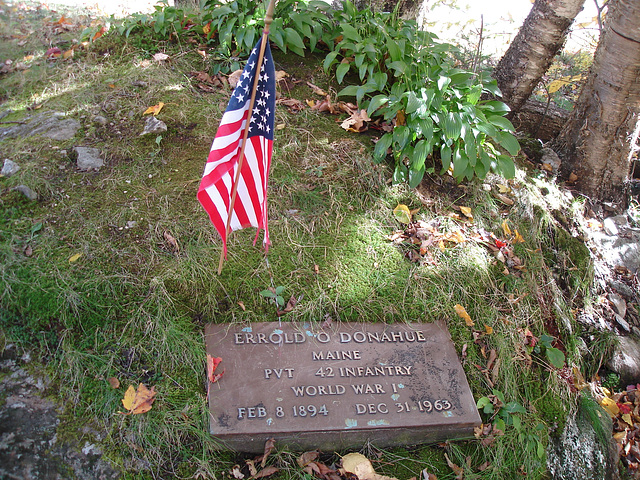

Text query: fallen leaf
(238, 301), (246, 311)
(46, 47), (62, 58)
(253, 466), (279, 479)
(92, 26), (107, 41)
(459, 206), (473, 220)
(107, 377), (120, 389)
(492, 192), (514, 205)
(421, 469), (438, 480)
(568, 172), (578, 182)
(203, 22), (211, 35)
(622, 413), (633, 426)
(231, 465), (245, 479)
(513, 230), (525, 243)
(229, 69), (243, 88)
(600, 397), (620, 417)
(393, 204), (412, 224)
(258, 438), (276, 467)
(314, 264), (320, 274)
(163, 230), (179, 252)
(341, 453), (398, 480)
(501, 220), (512, 236)
(207, 354), (224, 384)
(444, 453), (464, 480)
(307, 81), (327, 96)
(297, 451), (320, 467)
(340, 108), (371, 132)
(276, 98), (306, 113)
(153, 52), (170, 62)
(275, 70), (288, 82)
(246, 460), (258, 477)
(68, 253), (82, 263)
(484, 324), (494, 335)
(24, 245), (33, 257)
(497, 184), (510, 193)
(277, 295), (298, 316)
(144, 102), (165, 116)
(454, 304), (474, 327)
(121, 383), (157, 415)
(63, 48), (74, 60)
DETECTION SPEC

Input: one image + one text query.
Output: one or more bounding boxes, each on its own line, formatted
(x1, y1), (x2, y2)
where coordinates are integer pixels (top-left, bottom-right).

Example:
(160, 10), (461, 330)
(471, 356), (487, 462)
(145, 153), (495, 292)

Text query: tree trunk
(494, 0), (586, 115)
(552, 0), (640, 205)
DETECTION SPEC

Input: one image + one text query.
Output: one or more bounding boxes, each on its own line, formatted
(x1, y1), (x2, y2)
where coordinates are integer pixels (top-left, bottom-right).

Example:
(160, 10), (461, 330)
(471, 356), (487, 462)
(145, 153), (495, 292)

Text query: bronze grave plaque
(205, 321), (480, 452)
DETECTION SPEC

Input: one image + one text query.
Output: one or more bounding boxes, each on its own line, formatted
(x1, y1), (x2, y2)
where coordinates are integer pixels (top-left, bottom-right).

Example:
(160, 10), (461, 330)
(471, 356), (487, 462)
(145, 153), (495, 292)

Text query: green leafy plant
(323, 1), (519, 186)
(534, 334), (566, 369)
(477, 390), (545, 458)
(201, 0), (332, 72)
(260, 286), (286, 308)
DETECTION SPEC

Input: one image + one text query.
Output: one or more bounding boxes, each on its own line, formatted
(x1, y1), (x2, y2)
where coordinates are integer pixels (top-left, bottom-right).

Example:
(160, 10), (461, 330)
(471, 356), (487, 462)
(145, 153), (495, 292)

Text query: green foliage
(323, 1), (519, 185)
(534, 334), (566, 369)
(477, 390), (545, 459)
(260, 285), (286, 308)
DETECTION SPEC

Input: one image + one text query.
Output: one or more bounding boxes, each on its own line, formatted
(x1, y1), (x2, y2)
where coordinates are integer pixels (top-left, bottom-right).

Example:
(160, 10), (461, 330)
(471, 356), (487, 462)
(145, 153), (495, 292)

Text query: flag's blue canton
(227, 37), (276, 141)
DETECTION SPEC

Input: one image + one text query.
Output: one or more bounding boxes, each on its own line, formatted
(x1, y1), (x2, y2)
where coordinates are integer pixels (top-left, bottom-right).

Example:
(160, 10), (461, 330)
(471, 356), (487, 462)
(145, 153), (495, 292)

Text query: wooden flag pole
(217, 0), (277, 275)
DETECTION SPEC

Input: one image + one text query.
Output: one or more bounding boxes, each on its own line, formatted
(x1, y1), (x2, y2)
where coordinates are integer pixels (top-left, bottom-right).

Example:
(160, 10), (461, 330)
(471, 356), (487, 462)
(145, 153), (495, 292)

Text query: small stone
(603, 215), (629, 236)
(74, 146), (104, 171)
(608, 335), (640, 385)
(609, 293), (627, 318)
(14, 185), (38, 200)
(540, 147), (561, 173)
(615, 315), (631, 333)
(93, 115), (108, 126)
(140, 116), (167, 135)
(1, 158), (20, 177)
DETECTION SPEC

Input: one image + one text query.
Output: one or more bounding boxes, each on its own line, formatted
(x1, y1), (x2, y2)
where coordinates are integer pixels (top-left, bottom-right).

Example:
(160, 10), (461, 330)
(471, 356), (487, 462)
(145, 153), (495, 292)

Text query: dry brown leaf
(246, 460), (258, 477)
(121, 383), (157, 415)
(297, 450), (320, 467)
(258, 438), (276, 467)
(568, 172), (578, 182)
(444, 453), (464, 480)
(459, 206), (473, 220)
(153, 52), (170, 62)
(276, 98), (306, 113)
(163, 230), (179, 252)
(253, 466), (279, 479)
(307, 81), (327, 96)
(275, 70), (288, 82)
(107, 377), (120, 389)
(340, 109), (371, 132)
(492, 192), (514, 205)
(341, 453), (398, 480)
(24, 245), (33, 257)
(454, 304), (474, 327)
(231, 465), (245, 479)
(421, 469), (438, 480)
(229, 69), (243, 88)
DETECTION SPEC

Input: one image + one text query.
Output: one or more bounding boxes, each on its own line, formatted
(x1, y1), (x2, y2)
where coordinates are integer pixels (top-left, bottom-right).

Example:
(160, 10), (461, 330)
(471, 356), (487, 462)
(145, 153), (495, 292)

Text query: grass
(0, 1), (620, 479)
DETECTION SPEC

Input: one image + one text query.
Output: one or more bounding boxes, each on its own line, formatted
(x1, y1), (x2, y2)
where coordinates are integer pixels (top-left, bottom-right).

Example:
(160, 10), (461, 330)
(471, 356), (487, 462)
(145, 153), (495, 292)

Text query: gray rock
(588, 226), (640, 274)
(547, 398), (619, 480)
(609, 293), (627, 318)
(140, 116), (167, 135)
(603, 215), (630, 236)
(540, 147), (561, 173)
(0, 111), (81, 141)
(1, 158), (19, 177)
(608, 280), (636, 299)
(74, 147), (104, 171)
(13, 185), (37, 200)
(607, 335), (640, 385)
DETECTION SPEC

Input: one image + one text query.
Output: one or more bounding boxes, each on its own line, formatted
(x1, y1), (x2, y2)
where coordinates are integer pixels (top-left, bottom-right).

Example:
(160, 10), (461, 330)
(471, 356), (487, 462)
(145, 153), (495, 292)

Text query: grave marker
(205, 321), (480, 452)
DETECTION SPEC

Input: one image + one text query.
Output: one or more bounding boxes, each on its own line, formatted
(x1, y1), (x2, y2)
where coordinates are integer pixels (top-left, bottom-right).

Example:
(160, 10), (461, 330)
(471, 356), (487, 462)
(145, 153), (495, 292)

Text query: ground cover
(1, 1), (639, 479)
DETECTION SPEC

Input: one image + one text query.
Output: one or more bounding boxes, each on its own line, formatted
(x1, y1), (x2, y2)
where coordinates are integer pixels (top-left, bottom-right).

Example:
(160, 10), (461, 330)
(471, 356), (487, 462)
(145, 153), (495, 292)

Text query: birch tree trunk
(552, 0), (640, 204)
(494, 0), (585, 115)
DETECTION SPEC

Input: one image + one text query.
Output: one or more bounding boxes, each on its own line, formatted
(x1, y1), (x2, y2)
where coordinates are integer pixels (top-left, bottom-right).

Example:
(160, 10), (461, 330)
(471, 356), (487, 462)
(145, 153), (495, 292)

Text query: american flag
(197, 36), (276, 257)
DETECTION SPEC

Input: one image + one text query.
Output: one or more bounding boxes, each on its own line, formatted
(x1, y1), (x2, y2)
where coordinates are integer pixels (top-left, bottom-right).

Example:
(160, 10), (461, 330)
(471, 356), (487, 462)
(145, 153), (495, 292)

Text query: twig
(472, 15), (484, 75)
(593, 0), (609, 32)
(0, 120), (26, 125)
